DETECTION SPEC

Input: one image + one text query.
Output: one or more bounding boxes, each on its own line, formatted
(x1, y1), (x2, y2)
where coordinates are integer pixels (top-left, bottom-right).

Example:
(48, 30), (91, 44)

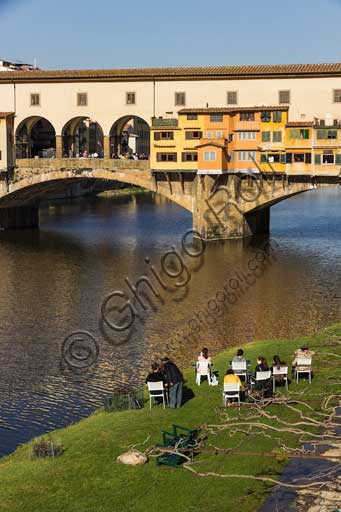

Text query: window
(210, 114), (223, 123)
(261, 111), (271, 122)
(240, 112), (255, 121)
(187, 114), (197, 120)
(286, 153), (292, 163)
(262, 153), (286, 163)
(273, 111), (283, 122)
(238, 151), (256, 161)
(334, 89), (341, 102)
(336, 154), (341, 165)
(126, 92), (136, 105)
(316, 129), (338, 139)
(156, 152), (177, 162)
(293, 153), (306, 162)
(185, 131), (202, 139)
(238, 131), (256, 140)
(228, 133), (233, 143)
(216, 131), (223, 138)
(272, 131), (282, 142)
(290, 129), (310, 139)
(279, 90), (290, 104)
(261, 131), (271, 142)
(0, 150), (2, 160)
(322, 154), (334, 164)
(182, 152), (198, 162)
(154, 131), (174, 140)
(203, 151), (216, 161)
(76, 93), (87, 106)
(227, 91), (238, 105)
(314, 154), (321, 165)
(305, 153), (312, 164)
(30, 93), (40, 106)
(175, 92), (186, 106)
(206, 131), (213, 139)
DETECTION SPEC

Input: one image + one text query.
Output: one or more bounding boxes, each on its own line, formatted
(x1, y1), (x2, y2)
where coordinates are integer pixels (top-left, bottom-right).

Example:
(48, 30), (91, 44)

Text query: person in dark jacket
(162, 357), (184, 408)
(145, 363), (165, 404)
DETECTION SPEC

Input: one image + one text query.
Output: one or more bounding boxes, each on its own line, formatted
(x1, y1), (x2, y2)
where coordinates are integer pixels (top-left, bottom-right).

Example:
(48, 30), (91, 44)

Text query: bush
(32, 437), (64, 459)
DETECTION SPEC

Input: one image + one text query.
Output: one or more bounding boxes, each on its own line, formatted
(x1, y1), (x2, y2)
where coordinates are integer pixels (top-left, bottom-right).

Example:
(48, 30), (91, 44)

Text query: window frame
(333, 89), (341, 103)
(272, 131), (282, 143)
(175, 92), (186, 107)
(240, 112), (255, 122)
(278, 90), (290, 104)
(227, 90), (238, 105)
(30, 93), (40, 107)
(77, 92), (88, 107)
(209, 114), (223, 123)
(203, 151), (217, 162)
(181, 152), (198, 162)
(126, 92), (136, 105)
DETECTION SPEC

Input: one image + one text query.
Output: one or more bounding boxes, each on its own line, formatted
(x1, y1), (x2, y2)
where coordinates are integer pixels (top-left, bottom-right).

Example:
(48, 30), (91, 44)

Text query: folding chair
(272, 366), (288, 392)
(222, 382), (241, 409)
(251, 370), (272, 388)
(147, 381), (168, 409)
(295, 357), (312, 384)
(196, 361), (212, 386)
(231, 361), (248, 383)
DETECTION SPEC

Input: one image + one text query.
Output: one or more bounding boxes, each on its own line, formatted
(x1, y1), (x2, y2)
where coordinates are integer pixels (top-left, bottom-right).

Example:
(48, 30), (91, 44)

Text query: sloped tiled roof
(1, 63), (341, 82)
(286, 121), (314, 127)
(179, 106), (289, 114)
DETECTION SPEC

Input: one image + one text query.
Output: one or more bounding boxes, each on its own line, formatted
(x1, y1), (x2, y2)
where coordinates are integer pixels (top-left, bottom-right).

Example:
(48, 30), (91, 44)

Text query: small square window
(30, 93), (40, 106)
(187, 114), (197, 120)
(126, 92), (136, 105)
(227, 91), (238, 105)
(210, 114), (223, 123)
(175, 92), (186, 106)
(77, 93), (88, 106)
(279, 90), (290, 104)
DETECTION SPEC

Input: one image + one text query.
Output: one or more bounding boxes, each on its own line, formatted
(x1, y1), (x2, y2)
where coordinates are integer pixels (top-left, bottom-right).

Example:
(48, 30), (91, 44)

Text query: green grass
(1, 324), (340, 512)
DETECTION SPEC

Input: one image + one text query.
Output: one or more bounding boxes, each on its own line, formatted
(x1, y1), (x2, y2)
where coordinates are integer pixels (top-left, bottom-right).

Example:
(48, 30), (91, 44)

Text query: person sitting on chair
(251, 357), (271, 394)
(232, 348), (246, 362)
(224, 369), (244, 404)
(145, 362), (165, 404)
(271, 355), (287, 386)
(292, 345), (315, 378)
(197, 347), (212, 363)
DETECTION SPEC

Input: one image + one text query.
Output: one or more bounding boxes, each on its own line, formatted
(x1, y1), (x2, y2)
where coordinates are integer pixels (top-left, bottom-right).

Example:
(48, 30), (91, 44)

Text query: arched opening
(62, 117), (104, 158)
(109, 116), (150, 159)
(16, 117), (56, 159)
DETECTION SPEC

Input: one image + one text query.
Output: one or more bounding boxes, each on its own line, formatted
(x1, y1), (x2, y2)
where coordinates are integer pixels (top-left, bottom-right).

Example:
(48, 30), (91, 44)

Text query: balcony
(234, 121), (260, 131)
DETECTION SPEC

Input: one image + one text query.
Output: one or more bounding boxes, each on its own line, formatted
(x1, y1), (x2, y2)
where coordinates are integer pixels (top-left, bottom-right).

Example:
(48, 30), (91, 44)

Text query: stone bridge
(0, 158), (339, 239)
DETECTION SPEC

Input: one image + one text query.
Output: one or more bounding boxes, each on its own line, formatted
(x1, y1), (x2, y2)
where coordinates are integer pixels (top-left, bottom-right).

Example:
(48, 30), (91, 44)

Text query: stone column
(0, 205), (39, 229)
(193, 174), (270, 240)
(103, 135), (110, 160)
(55, 135), (63, 159)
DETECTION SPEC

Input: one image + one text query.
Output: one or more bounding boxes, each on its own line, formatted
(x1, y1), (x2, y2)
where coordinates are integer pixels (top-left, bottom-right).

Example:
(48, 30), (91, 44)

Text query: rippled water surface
(0, 188), (340, 456)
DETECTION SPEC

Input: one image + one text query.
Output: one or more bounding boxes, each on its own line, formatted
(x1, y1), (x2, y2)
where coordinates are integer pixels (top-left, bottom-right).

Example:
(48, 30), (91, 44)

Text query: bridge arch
(15, 116), (56, 159)
(61, 117), (104, 158)
(109, 116), (150, 158)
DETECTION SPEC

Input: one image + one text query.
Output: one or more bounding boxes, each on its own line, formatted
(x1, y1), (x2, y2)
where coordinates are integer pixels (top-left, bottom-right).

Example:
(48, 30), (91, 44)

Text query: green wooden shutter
(280, 154), (286, 163)
(335, 154), (341, 164)
(314, 154), (321, 164)
(154, 132), (160, 141)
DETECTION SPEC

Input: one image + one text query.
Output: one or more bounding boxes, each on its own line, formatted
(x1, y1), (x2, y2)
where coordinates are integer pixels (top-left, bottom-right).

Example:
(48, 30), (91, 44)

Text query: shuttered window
(30, 93), (40, 106)
(210, 114), (223, 123)
(272, 131), (282, 142)
(156, 153), (177, 162)
(279, 90), (290, 104)
(227, 91), (238, 105)
(185, 131), (202, 139)
(335, 154), (341, 164)
(77, 93), (87, 106)
(273, 110), (283, 122)
(154, 131), (174, 140)
(182, 152), (198, 162)
(175, 92), (186, 106)
(334, 90), (341, 102)
(261, 131), (270, 142)
(315, 154), (321, 164)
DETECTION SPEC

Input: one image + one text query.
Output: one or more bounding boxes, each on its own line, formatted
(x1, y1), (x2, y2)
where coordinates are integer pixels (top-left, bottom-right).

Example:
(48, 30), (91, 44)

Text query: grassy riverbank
(96, 186), (148, 197)
(1, 324), (340, 512)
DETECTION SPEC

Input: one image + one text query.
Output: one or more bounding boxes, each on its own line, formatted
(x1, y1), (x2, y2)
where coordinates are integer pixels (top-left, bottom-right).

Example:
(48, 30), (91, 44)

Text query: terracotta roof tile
(1, 63), (341, 82)
(286, 121), (313, 127)
(179, 106), (288, 114)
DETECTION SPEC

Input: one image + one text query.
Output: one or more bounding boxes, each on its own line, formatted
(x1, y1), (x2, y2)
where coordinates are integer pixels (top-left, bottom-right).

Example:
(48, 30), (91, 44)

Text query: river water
(0, 188), (340, 457)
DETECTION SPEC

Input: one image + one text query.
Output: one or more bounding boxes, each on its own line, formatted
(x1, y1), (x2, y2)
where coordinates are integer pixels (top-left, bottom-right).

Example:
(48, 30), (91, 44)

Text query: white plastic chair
(147, 381), (168, 409)
(231, 361), (247, 382)
(272, 366), (288, 392)
(222, 382), (241, 408)
(251, 370), (272, 388)
(196, 361), (212, 386)
(295, 357), (312, 384)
